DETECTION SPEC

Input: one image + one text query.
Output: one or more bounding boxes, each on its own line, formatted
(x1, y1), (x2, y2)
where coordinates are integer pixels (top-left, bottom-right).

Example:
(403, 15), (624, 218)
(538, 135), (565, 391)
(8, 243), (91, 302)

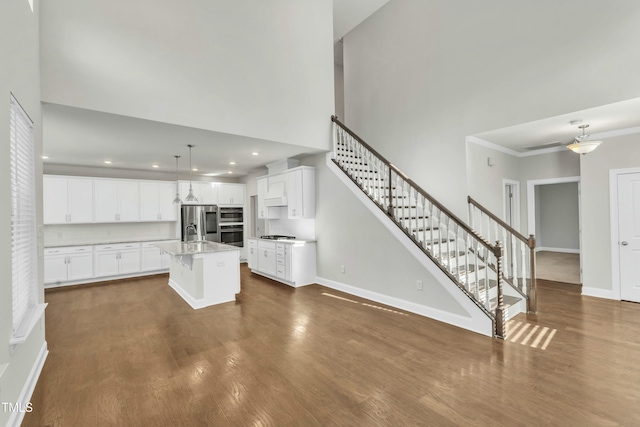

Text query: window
(10, 94), (44, 344)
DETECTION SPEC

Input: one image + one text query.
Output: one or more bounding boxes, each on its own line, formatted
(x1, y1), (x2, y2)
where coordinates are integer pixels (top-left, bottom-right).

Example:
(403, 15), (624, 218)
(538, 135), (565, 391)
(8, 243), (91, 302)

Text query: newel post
(528, 234), (537, 314)
(495, 241), (506, 339)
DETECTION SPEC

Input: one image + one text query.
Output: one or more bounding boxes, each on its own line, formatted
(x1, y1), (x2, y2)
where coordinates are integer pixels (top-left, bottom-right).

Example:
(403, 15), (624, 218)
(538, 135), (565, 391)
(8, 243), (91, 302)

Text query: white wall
(0, 1), (45, 425)
(581, 132), (640, 295)
(334, 64), (345, 120)
(344, 0), (640, 218)
(536, 183), (580, 251)
(40, 0), (335, 151)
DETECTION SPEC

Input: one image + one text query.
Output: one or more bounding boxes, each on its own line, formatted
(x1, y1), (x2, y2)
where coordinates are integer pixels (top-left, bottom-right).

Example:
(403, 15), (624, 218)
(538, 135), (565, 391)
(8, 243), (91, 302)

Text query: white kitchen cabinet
(250, 240), (316, 287)
(43, 175), (94, 224)
(218, 184), (245, 205)
(257, 240), (277, 277)
(248, 239), (257, 269)
(141, 241), (176, 271)
(44, 246), (94, 284)
(94, 179), (140, 223)
(140, 181), (178, 222)
(276, 243), (291, 281)
(94, 243), (141, 277)
(257, 178), (280, 219)
(200, 182), (218, 204)
(287, 168), (315, 219)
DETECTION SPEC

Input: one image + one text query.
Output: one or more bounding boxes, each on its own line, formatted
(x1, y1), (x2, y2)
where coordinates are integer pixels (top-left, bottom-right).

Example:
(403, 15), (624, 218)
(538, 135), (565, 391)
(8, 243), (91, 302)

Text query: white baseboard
(315, 276), (493, 337)
(581, 286), (616, 300)
(167, 278), (203, 309)
(535, 247), (580, 254)
(45, 269), (169, 289)
(7, 341), (49, 427)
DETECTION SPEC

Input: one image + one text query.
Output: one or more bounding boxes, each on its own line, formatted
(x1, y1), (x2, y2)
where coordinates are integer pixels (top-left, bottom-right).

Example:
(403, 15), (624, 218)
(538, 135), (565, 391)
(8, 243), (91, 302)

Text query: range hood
(264, 181), (288, 206)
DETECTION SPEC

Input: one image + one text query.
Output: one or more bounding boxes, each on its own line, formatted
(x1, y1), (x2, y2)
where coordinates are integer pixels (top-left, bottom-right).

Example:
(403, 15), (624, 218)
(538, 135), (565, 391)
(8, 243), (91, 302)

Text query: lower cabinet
(248, 238), (316, 287)
(248, 239), (258, 270)
(141, 241), (173, 271)
(257, 241), (277, 277)
(94, 243), (141, 278)
(44, 246), (94, 285)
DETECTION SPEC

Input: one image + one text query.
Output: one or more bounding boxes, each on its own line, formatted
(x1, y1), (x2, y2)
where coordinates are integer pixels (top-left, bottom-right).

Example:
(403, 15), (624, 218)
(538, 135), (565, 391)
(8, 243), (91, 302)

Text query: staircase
(331, 116), (523, 338)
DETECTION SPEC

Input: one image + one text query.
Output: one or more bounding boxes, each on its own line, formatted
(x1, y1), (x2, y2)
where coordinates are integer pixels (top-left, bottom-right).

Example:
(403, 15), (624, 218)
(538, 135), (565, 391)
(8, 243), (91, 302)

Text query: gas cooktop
(260, 235), (296, 240)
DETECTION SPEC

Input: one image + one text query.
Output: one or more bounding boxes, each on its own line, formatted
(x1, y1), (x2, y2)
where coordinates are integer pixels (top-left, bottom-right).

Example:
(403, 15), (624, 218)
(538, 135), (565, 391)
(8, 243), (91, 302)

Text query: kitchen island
(153, 241), (240, 309)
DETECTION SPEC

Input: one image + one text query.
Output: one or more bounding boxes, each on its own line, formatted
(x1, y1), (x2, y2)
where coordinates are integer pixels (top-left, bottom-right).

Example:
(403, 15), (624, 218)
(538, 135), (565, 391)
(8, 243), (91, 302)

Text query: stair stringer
(322, 153), (494, 337)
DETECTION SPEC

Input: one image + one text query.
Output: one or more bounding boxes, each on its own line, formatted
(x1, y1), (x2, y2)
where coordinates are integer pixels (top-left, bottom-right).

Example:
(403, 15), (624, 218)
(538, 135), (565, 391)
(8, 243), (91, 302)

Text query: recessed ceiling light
(152, 164), (159, 168)
(192, 168), (198, 171)
(251, 152), (259, 156)
(104, 160), (112, 164)
(229, 161), (236, 165)
(228, 171), (233, 174)
(42, 155), (49, 159)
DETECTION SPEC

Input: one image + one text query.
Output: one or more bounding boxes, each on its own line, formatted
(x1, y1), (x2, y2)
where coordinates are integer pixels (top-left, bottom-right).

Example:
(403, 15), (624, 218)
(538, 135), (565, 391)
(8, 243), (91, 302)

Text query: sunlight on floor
(507, 321), (557, 350)
(322, 293), (410, 316)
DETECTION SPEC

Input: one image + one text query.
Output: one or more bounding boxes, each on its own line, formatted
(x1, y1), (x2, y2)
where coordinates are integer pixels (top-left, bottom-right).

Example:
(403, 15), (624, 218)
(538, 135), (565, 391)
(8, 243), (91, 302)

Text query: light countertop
(154, 241), (240, 256)
(248, 237), (316, 244)
(45, 238), (178, 249)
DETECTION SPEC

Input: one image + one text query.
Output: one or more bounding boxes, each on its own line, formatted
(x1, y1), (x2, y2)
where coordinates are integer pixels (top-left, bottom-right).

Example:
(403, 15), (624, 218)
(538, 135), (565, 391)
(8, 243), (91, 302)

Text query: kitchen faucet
(185, 223), (197, 235)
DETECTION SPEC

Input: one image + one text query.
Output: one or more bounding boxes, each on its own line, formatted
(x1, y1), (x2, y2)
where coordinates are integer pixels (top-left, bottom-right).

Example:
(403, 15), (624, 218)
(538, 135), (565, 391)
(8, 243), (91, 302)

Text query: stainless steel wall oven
(219, 224), (244, 247)
(219, 207), (244, 223)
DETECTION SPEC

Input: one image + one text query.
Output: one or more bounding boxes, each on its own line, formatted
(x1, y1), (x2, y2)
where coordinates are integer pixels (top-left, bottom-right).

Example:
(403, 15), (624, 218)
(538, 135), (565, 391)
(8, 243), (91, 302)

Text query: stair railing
(467, 196), (537, 313)
(331, 116), (507, 338)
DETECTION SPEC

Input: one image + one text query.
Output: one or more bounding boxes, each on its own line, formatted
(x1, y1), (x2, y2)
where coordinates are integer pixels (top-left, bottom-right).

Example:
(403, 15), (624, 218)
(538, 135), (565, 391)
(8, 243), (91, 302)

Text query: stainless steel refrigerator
(181, 204), (220, 242)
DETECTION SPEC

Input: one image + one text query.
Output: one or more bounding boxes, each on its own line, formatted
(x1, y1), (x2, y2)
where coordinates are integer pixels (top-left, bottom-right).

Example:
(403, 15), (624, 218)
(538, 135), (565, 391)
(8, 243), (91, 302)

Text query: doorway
(251, 195), (266, 238)
(610, 169), (640, 302)
(527, 177), (581, 284)
(503, 179), (520, 230)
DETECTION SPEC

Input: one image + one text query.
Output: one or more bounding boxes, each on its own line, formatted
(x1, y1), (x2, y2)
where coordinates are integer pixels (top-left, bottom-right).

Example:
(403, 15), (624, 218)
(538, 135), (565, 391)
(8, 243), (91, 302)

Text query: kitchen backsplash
(44, 222), (178, 247)
(267, 209), (315, 238)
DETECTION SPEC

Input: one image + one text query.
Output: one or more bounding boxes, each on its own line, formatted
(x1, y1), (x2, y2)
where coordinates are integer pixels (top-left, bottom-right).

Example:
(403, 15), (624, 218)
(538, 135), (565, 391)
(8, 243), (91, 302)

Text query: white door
(94, 180), (119, 222)
(118, 249), (141, 275)
(94, 251), (119, 277)
(158, 182), (178, 221)
(141, 247), (162, 271)
(44, 255), (68, 284)
(619, 173), (640, 302)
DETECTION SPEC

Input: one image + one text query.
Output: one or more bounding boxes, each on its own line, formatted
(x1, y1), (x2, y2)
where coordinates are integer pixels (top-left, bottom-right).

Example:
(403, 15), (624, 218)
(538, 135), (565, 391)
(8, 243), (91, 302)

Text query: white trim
(502, 179), (520, 230)
(467, 126), (640, 158)
(526, 176), (580, 236)
(535, 247), (580, 254)
(582, 287), (616, 300)
(7, 341), (48, 427)
(9, 303), (47, 346)
(466, 136), (521, 157)
(167, 278), (203, 309)
(326, 154), (494, 337)
(315, 276), (492, 337)
(609, 167), (640, 301)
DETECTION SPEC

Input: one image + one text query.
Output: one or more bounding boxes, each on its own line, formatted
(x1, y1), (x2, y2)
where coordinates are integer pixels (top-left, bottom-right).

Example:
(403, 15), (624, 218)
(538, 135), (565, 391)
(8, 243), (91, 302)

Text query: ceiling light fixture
(228, 171), (233, 174)
(172, 155), (182, 204)
(104, 160), (112, 164)
(567, 124), (602, 155)
(229, 161), (236, 165)
(152, 164), (159, 168)
(42, 155), (49, 159)
(184, 145), (198, 202)
(251, 152), (259, 156)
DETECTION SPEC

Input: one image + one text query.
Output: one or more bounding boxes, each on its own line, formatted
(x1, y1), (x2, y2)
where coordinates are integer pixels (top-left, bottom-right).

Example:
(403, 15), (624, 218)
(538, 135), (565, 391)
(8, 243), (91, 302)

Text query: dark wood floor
(24, 267), (640, 426)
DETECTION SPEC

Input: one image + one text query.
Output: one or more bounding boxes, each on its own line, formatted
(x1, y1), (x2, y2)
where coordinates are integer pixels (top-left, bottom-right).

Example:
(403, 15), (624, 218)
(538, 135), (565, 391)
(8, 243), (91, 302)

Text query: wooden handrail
(332, 115), (500, 259)
(467, 195), (533, 248)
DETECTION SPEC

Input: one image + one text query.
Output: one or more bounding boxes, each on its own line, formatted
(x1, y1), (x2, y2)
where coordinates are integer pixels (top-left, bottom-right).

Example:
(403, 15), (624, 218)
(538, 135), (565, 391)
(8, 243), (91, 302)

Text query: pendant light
(172, 155), (182, 204)
(184, 144), (198, 202)
(567, 124), (602, 155)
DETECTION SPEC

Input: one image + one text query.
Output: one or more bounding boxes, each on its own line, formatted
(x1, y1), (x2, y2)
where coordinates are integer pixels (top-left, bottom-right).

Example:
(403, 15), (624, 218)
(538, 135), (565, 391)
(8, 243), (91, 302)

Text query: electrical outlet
(416, 280), (423, 291)
(340, 265), (345, 273)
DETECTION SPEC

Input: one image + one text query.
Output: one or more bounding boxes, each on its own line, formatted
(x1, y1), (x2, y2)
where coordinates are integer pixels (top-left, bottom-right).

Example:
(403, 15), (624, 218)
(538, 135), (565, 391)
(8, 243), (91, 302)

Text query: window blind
(10, 94), (37, 335)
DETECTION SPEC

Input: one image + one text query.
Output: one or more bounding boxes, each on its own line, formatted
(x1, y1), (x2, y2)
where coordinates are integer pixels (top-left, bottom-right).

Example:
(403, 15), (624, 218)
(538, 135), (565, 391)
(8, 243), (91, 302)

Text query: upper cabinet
(94, 179), (140, 222)
(287, 168), (315, 219)
(43, 176), (94, 224)
(256, 166), (315, 219)
(140, 181), (178, 222)
(218, 184), (245, 205)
